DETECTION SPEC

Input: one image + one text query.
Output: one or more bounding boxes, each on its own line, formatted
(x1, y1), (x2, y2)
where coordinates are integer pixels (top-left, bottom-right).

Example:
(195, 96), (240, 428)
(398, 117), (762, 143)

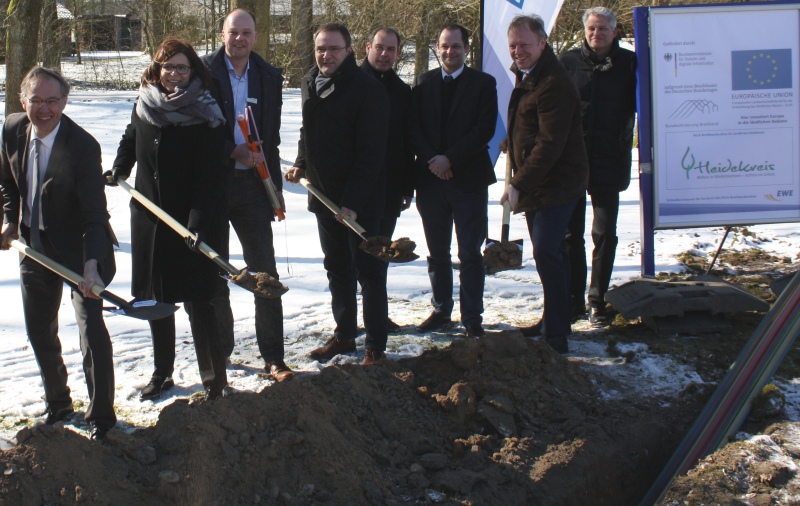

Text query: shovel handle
(10, 239), (122, 305)
(116, 179), (239, 276)
(299, 178), (368, 241)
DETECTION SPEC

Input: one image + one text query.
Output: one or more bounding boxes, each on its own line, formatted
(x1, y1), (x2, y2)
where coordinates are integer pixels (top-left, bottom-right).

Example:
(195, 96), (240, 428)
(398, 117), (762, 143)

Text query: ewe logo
(764, 190), (794, 202)
(506, 0), (524, 7)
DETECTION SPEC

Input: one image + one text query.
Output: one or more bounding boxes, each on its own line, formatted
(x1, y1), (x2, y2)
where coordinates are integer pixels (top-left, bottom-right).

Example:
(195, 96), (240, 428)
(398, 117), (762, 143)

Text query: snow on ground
(1, 53), (800, 448)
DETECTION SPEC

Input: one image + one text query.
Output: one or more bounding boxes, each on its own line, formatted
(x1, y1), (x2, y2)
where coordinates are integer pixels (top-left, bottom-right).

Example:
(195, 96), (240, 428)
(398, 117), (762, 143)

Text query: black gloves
(185, 230), (206, 254)
(103, 168), (126, 186)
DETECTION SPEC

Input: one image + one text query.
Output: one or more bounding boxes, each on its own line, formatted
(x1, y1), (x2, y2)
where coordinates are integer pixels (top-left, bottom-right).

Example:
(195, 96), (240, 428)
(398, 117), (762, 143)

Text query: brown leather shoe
(361, 349), (386, 366)
(268, 360), (295, 382)
(309, 335), (356, 362)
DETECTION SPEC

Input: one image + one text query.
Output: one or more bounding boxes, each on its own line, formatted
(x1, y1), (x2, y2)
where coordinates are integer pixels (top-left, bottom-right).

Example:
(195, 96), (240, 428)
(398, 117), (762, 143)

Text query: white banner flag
(482, 0), (565, 163)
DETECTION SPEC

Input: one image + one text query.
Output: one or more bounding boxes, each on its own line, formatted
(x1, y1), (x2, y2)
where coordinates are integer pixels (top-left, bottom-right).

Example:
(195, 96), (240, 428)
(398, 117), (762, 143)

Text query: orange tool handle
(236, 115), (285, 221)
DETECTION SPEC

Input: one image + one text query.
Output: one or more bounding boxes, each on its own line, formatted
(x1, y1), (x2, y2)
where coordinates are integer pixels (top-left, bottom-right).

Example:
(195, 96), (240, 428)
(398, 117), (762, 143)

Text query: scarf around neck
(136, 77), (225, 128)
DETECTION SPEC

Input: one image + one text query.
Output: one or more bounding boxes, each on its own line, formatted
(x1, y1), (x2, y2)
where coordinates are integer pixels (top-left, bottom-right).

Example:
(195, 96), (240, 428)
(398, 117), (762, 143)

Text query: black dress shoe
(465, 324), (485, 338)
(417, 311), (452, 333)
(44, 406), (74, 425)
(589, 307), (610, 328)
(139, 375), (174, 401)
(90, 421), (112, 441)
(517, 319), (543, 338)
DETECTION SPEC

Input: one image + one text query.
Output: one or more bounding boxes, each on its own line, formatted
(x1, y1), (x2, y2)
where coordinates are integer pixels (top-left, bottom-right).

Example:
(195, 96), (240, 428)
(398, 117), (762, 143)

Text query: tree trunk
(40, 0), (60, 69)
(6, 0), (44, 116)
(231, 0), (270, 61)
(414, 23), (430, 78)
(289, 0), (312, 86)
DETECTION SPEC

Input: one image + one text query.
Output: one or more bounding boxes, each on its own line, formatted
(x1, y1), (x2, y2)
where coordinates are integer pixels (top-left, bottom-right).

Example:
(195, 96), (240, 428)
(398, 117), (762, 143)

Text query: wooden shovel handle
(116, 179), (239, 276)
(299, 178), (368, 240)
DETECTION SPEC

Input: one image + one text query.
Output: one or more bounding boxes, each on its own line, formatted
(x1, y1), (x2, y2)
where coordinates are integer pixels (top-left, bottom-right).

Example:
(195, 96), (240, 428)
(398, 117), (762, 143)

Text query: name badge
(246, 97), (258, 104)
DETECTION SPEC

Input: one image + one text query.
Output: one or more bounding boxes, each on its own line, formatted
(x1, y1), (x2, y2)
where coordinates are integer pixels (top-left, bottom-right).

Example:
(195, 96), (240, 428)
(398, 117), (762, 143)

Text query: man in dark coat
(202, 8), (294, 382)
(501, 15), (589, 354)
(559, 7), (637, 327)
(408, 23), (498, 338)
(359, 26), (415, 330)
(0, 67), (117, 440)
(285, 23), (390, 365)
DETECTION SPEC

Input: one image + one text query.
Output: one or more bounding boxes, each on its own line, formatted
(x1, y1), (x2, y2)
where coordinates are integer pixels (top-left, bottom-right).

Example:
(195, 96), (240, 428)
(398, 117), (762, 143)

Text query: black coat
(112, 105), (226, 303)
(408, 66), (498, 193)
(359, 60), (415, 218)
(1, 113), (116, 283)
(559, 39), (636, 194)
(202, 47), (283, 192)
(294, 53), (390, 220)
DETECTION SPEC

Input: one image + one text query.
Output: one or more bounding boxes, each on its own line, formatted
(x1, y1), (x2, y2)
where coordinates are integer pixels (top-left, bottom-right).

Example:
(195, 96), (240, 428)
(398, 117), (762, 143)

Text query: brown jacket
(507, 44), (588, 212)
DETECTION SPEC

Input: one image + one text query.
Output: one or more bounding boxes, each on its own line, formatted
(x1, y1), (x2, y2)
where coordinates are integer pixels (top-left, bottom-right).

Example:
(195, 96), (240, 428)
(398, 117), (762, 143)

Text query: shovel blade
(102, 299), (179, 321)
(222, 270), (288, 299)
(484, 240), (524, 275)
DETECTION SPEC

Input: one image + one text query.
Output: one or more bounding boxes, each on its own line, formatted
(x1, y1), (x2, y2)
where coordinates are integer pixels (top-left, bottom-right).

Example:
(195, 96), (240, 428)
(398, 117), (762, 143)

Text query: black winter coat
(359, 60), (415, 218)
(294, 53), (389, 220)
(559, 39), (636, 194)
(112, 104), (226, 303)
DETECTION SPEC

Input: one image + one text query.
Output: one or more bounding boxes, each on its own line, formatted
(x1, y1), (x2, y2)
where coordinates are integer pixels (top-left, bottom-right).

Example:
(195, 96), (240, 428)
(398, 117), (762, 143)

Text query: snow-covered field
(1, 53), (800, 448)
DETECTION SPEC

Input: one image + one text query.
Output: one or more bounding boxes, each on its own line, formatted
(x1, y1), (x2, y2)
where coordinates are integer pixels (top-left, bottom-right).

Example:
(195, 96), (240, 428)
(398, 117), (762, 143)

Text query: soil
(2, 248), (800, 506)
(229, 270), (288, 299)
(483, 242), (523, 275)
(360, 237), (420, 263)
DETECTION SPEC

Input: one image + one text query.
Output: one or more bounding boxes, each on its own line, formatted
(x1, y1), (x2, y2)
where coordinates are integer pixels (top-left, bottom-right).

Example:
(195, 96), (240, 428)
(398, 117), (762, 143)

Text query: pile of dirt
(0, 332), (700, 505)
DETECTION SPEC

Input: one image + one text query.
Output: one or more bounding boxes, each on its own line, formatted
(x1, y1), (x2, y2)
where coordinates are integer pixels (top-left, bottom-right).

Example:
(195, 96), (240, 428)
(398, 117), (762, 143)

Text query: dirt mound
(0, 332), (697, 505)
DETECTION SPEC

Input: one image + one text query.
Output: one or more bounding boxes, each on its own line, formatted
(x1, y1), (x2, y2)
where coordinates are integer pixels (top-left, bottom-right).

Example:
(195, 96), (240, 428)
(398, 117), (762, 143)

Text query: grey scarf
(136, 78), (225, 128)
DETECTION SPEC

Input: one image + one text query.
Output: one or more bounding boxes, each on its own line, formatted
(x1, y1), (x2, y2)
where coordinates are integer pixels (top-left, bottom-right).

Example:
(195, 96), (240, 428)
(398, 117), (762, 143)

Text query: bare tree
(40, 0), (61, 69)
(288, 0), (311, 86)
(6, 0), (44, 115)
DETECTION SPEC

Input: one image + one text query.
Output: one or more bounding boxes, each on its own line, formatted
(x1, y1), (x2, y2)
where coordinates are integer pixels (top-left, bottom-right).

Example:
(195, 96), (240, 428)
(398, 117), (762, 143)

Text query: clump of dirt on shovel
(229, 270), (288, 298)
(484, 241), (523, 274)
(361, 236), (419, 263)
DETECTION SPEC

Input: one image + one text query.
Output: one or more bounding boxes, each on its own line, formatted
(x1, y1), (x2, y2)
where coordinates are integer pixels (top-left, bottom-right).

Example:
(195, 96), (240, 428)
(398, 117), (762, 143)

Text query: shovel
(9, 239), (178, 321)
(299, 178), (418, 263)
(115, 179), (287, 298)
(484, 154), (524, 274)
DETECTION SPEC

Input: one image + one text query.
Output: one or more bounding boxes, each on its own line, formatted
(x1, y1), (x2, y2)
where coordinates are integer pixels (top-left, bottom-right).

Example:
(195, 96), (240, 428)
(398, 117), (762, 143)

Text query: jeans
(214, 169), (284, 363)
(416, 180), (487, 327)
(526, 198), (578, 337)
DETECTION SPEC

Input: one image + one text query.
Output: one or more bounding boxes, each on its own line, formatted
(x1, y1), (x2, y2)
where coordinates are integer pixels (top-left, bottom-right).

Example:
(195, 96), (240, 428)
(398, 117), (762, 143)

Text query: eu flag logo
(731, 49), (792, 90)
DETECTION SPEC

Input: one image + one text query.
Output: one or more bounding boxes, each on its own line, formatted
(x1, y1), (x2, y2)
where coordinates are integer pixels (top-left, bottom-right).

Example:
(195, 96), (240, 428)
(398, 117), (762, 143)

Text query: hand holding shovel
(114, 179), (287, 298)
(9, 239), (178, 321)
(298, 178), (418, 263)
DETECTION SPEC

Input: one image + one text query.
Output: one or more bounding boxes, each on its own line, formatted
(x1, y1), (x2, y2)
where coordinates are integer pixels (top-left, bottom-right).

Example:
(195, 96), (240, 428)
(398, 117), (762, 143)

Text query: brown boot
(361, 349), (386, 366)
(309, 335), (356, 362)
(267, 360), (295, 382)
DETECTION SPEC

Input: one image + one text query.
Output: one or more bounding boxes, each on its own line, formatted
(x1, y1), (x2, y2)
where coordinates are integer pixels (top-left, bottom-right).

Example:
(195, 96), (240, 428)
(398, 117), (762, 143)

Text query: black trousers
(566, 191), (620, 310)
(148, 300), (227, 392)
(213, 170), (284, 364)
(316, 211), (388, 351)
(20, 231), (116, 426)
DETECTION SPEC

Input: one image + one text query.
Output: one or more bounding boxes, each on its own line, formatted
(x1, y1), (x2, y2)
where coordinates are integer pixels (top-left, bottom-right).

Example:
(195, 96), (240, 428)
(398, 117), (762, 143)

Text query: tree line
(3, 0), (744, 115)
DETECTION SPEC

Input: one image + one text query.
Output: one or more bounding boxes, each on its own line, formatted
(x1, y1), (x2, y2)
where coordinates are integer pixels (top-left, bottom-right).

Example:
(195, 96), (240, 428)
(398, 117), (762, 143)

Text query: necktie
(29, 139), (43, 252)
(444, 74), (453, 83)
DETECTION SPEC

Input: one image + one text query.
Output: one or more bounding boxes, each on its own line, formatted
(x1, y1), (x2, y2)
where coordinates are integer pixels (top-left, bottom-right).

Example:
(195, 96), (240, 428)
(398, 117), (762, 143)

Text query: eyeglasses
(160, 64), (191, 74)
(26, 97), (64, 108)
(316, 46), (346, 54)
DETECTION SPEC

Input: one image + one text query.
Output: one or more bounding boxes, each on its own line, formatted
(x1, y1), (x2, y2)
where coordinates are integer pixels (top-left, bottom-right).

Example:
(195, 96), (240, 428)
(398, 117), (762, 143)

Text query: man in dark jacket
(202, 8), (294, 383)
(285, 23), (390, 365)
(0, 67), (117, 440)
(360, 26), (414, 330)
(559, 7), (636, 328)
(501, 15), (589, 354)
(408, 23), (498, 338)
